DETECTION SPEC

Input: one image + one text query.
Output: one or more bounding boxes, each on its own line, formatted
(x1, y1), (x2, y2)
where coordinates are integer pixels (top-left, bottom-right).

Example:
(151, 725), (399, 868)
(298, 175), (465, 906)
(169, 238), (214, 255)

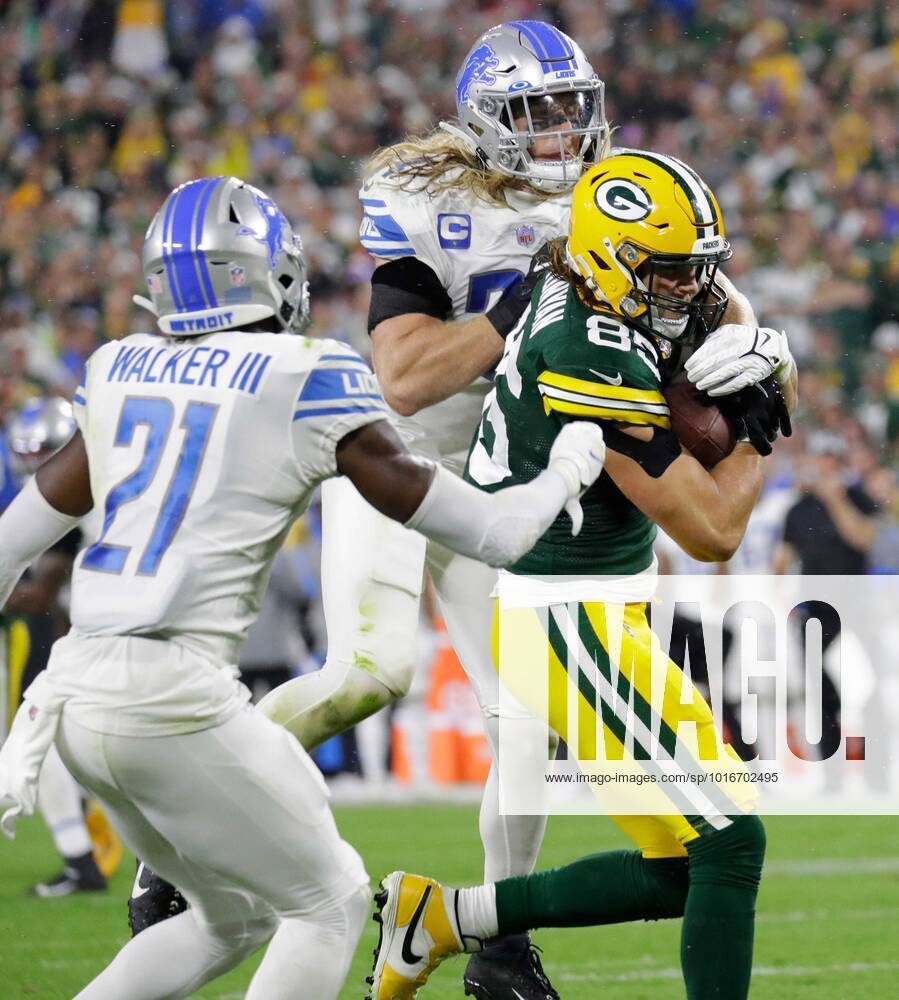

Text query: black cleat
(32, 852), (107, 897)
(464, 934), (560, 999)
(128, 860), (188, 936)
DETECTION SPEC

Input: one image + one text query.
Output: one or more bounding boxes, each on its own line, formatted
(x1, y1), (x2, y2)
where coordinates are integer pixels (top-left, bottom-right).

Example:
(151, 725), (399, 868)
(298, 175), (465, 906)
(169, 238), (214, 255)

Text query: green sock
(495, 849), (688, 933)
(681, 815), (766, 1000)
(494, 815), (765, 1000)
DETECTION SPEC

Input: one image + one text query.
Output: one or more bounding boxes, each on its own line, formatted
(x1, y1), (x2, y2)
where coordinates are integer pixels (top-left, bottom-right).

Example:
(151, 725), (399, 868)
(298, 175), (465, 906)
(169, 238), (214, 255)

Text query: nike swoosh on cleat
(588, 369), (623, 385)
(401, 884), (432, 966)
(131, 864), (151, 899)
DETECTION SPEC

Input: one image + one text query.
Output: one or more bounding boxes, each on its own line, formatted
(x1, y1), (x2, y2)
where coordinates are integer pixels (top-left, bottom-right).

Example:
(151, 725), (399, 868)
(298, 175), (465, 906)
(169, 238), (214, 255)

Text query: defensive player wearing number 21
(0, 176), (605, 1000)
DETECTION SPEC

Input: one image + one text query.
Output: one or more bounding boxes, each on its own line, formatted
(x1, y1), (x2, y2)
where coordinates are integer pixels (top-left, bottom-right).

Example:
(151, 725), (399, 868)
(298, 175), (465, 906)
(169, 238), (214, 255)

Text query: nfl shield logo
(147, 273), (162, 294)
(229, 264), (246, 287)
(28, 704), (38, 721)
(657, 337), (673, 359)
(516, 225), (536, 248)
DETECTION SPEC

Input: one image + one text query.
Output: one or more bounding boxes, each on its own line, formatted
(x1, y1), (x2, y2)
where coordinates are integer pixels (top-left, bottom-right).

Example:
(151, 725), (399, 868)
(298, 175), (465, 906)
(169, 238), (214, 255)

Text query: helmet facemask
(474, 81), (606, 191)
(627, 251), (731, 345)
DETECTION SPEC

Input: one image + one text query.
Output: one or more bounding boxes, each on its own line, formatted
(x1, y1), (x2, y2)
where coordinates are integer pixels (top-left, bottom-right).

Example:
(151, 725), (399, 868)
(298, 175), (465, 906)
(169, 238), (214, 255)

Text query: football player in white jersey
(0, 176), (605, 1000)
(255, 20), (766, 999)
(256, 21), (607, 996)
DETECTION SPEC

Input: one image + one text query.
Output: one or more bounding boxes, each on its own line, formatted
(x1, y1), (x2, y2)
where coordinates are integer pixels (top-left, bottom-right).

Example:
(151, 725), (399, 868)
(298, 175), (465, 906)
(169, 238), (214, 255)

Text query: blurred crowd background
(0, 0), (897, 780)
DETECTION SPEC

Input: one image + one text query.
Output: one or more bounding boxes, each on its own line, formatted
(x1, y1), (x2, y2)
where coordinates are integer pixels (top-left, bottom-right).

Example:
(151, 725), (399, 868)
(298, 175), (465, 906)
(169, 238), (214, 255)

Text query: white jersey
(359, 165), (569, 471)
(69, 329), (387, 667)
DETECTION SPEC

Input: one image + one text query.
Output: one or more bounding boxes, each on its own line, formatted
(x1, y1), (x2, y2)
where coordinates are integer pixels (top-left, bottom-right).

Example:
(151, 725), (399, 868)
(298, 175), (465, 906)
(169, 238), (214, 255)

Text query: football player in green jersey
(367, 150), (797, 1000)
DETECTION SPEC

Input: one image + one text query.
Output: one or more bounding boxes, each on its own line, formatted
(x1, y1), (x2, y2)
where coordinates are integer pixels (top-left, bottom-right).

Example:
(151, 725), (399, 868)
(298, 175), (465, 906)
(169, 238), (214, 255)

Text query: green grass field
(2, 807), (898, 998)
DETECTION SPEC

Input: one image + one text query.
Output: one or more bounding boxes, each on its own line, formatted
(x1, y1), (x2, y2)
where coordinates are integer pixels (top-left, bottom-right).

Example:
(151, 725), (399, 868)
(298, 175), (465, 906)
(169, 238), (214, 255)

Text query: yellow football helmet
(566, 148), (733, 343)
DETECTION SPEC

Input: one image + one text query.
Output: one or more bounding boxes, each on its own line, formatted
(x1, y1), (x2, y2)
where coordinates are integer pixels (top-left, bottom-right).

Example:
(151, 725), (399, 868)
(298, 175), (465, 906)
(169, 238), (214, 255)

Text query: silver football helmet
(8, 397), (76, 475)
(454, 20), (607, 192)
(135, 176), (310, 336)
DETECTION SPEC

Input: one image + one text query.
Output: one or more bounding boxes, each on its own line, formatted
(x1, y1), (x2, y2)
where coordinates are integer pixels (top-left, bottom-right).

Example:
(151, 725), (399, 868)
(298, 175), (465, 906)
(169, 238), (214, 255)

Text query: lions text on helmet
(134, 176), (311, 336)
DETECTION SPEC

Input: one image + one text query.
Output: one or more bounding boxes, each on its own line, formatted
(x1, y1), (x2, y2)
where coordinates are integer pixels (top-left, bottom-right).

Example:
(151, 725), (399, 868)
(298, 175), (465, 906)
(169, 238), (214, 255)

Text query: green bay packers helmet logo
(594, 178), (652, 222)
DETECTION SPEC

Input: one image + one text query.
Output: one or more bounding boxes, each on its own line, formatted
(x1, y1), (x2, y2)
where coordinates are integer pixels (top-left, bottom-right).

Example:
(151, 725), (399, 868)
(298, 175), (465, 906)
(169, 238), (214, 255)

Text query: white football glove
(685, 325), (795, 397)
(548, 422), (606, 535)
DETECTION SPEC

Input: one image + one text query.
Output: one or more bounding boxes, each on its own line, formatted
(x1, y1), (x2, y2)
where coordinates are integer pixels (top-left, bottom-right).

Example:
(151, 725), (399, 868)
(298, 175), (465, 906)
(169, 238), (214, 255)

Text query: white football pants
(38, 741), (93, 859)
(259, 474), (556, 882)
(57, 706), (369, 1000)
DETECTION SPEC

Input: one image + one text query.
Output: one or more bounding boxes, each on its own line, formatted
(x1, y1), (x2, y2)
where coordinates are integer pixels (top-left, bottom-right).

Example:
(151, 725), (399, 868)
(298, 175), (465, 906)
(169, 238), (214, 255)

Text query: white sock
(38, 743), (92, 858)
(479, 715), (554, 882)
(456, 884), (499, 944)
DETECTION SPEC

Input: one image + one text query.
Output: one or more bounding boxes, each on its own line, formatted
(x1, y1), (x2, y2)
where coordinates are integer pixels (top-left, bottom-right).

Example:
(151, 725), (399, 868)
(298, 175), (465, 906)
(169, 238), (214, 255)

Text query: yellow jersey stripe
(539, 383), (670, 415)
(538, 370), (667, 406)
(542, 395), (671, 428)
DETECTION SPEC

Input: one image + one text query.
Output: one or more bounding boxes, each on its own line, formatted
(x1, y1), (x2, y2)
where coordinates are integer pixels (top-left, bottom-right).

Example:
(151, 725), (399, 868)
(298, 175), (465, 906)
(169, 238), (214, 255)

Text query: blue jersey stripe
(193, 177), (223, 308)
(362, 246), (416, 258)
(360, 198), (388, 207)
(361, 211), (410, 244)
(298, 367), (383, 404)
(293, 404), (384, 421)
(360, 233), (412, 246)
(170, 180), (211, 312)
(73, 392), (86, 406)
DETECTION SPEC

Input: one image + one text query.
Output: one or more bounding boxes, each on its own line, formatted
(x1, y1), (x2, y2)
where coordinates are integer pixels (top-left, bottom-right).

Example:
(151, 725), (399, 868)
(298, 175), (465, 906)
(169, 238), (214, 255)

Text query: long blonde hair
(364, 122), (614, 207)
(364, 126), (558, 207)
(547, 235), (584, 291)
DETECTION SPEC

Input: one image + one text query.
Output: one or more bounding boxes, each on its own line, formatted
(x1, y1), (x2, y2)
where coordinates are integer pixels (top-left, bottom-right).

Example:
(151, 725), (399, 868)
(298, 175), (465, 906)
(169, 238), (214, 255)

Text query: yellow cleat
(366, 871), (464, 999)
(85, 800), (124, 879)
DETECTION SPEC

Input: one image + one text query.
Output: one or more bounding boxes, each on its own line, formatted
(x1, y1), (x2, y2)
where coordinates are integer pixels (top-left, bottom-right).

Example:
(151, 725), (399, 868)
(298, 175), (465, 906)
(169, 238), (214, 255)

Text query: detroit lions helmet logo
(456, 43), (500, 105)
(237, 187), (289, 269)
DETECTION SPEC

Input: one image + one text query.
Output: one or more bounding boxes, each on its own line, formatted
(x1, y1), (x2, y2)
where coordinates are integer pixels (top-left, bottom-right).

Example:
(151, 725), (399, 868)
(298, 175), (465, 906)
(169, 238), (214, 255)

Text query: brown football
(663, 377), (737, 469)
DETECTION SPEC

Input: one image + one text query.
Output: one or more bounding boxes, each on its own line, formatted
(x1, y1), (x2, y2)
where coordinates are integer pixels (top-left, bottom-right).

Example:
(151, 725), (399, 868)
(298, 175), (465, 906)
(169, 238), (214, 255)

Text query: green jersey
(465, 273), (671, 577)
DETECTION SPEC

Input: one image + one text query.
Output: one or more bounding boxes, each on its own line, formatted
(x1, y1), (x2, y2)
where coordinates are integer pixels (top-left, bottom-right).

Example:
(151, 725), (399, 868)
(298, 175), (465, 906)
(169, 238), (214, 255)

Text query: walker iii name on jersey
(70, 331), (386, 661)
(104, 340), (273, 395)
(358, 167), (571, 465)
(466, 274), (669, 577)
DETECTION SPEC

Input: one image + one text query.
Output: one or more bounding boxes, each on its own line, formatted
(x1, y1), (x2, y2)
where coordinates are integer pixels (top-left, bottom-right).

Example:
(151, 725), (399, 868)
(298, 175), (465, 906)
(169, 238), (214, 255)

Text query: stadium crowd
(1, 0), (897, 592)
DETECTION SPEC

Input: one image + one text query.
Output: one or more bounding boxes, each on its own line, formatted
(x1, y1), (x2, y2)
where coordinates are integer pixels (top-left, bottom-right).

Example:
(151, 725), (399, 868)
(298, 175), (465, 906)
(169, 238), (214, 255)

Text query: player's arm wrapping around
(369, 255), (544, 415)
(537, 307), (763, 562)
(717, 271), (756, 329)
(371, 293), (503, 416)
(336, 419), (602, 568)
(606, 434), (764, 562)
(360, 179), (530, 415)
(715, 271), (798, 412)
